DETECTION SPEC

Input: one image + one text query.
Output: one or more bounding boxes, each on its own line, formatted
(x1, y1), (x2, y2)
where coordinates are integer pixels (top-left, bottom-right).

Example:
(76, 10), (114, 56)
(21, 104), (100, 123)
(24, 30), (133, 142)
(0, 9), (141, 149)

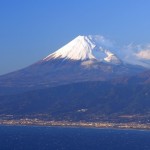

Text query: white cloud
(83, 35), (150, 68)
(136, 49), (150, 60)
(120, 43), (150, 68)
(88, 35), (114, 48)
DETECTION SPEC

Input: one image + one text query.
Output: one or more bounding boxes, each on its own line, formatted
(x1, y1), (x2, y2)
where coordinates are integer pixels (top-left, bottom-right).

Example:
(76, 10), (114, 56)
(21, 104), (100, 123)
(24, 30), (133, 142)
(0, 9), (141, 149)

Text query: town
(0, 118), (150, 130)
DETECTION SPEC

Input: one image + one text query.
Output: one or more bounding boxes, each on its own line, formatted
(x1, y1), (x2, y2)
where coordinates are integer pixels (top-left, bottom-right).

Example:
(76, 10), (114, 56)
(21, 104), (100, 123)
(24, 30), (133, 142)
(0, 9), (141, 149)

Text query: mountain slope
(0, 81), (150, 121)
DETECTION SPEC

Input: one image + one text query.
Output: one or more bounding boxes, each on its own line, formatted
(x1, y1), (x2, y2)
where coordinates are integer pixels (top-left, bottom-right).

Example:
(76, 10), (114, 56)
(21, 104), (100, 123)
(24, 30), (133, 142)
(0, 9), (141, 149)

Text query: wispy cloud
(135, 48), (150, 60)
(121, 43), (150, 68)
(87, 35), (150, 68)
(88, 35), (114, 48)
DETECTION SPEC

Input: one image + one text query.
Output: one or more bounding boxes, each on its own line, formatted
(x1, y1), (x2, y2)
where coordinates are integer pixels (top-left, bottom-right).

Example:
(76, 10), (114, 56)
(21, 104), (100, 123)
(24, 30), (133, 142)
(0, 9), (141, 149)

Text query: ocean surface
(0, 126), (150, 150)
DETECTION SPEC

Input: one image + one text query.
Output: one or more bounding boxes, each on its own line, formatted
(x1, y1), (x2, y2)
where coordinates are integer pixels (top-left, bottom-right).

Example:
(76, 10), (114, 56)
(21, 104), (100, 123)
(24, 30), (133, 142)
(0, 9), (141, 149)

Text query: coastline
(0, 119), (150, 131)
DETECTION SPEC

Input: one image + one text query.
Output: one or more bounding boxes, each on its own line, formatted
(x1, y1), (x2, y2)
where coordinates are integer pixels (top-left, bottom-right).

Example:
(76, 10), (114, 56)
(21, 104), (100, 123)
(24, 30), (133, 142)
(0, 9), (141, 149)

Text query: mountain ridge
(0, 80), (150, 122)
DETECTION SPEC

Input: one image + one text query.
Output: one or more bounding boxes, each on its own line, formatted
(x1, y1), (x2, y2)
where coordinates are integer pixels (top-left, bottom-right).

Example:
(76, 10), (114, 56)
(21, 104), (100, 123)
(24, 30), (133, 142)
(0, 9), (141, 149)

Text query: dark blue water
(0, 126), (150, 150)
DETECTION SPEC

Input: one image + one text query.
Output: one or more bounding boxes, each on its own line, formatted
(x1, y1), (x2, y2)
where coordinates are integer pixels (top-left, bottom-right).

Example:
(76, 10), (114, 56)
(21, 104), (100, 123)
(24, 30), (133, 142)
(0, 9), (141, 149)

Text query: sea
(0, 125), (150, 150)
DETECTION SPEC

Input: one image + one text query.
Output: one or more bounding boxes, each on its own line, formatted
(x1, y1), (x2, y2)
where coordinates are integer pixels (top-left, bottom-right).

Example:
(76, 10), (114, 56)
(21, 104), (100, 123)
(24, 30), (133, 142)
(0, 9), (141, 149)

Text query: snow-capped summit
(43, 35), (122, 64)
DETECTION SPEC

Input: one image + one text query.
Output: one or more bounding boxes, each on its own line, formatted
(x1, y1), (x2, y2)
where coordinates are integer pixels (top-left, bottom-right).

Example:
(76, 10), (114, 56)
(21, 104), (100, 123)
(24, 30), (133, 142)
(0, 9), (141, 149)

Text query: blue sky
(1, 0), (150, 75)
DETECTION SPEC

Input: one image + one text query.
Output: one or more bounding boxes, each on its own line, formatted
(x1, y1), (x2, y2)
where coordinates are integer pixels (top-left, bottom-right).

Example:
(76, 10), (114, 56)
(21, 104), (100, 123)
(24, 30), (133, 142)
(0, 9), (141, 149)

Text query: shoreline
(0, 119), (150, 131)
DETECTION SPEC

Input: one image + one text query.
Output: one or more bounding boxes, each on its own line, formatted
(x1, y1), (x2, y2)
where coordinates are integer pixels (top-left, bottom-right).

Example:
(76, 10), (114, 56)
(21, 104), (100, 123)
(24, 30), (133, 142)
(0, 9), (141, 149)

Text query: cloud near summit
(88, 35), (114, 48)
(136, 49), (150, 60)
(86, 35), (150, 68)
(120, 43), (150, 68)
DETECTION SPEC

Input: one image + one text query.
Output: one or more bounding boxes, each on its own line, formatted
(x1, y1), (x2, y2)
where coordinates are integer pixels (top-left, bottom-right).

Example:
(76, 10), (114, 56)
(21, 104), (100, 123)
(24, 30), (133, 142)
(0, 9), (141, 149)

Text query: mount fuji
(0, 35), (150, 121)
(0, 35), (145, 91)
